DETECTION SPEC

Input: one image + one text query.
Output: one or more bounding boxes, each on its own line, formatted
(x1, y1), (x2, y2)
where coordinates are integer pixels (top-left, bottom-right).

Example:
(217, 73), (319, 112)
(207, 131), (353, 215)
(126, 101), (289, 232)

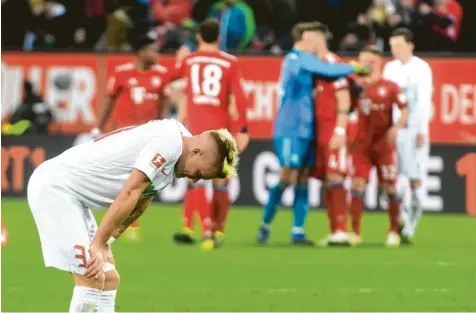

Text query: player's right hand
(350, 61), (372, 76)
(329, 133), (346, 151)
(85, 245), (105, 280)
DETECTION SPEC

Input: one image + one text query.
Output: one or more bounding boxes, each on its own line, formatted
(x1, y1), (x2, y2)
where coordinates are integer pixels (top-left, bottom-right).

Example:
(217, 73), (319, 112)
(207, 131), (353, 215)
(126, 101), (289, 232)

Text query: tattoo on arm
(117, 206), (143, 235)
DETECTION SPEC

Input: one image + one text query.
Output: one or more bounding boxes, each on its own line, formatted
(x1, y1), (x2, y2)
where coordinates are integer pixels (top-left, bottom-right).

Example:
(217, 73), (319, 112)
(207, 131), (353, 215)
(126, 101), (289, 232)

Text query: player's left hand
(236, 132), (250, 152)
(416, 133), (426, 147)
(386, 127), (399, 145)
(329, 133), (346, 151)
(85, 244), (105, 279)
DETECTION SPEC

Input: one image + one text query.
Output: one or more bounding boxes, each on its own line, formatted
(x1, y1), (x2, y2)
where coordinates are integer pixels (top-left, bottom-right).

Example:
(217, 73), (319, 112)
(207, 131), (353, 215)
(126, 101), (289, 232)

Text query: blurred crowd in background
(2, 0), (475, 54)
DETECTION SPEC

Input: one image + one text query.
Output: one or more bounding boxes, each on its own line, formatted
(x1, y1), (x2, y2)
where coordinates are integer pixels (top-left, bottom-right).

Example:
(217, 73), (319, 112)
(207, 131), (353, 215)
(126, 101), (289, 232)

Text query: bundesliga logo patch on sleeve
(151, 153), (167, 175)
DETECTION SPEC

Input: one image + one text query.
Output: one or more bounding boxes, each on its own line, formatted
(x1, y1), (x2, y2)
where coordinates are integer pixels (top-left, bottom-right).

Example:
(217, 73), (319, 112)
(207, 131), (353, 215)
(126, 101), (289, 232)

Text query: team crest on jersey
(128, 78), (138, 86)
(151, 76), (161, 87)
(378, 87), (387, 97)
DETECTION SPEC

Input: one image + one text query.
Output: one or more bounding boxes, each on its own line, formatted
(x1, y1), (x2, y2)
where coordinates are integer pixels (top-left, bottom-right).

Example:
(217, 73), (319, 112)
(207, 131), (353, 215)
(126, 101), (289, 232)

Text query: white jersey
(383, 56), (433, 135)
(42, 119), (191, 209)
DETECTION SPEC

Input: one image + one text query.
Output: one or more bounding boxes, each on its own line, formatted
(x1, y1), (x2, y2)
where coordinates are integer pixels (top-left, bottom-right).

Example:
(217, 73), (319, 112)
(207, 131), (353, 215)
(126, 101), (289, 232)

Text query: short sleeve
(332, 77), (349, 91)
(133, 137), (177, 185)
(107, 71), (123, 97)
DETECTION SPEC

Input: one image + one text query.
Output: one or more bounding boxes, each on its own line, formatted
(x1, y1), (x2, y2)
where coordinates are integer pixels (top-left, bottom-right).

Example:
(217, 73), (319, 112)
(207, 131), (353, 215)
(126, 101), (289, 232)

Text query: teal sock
(262, 182), (287, 225)
(292, 184), (309, 233)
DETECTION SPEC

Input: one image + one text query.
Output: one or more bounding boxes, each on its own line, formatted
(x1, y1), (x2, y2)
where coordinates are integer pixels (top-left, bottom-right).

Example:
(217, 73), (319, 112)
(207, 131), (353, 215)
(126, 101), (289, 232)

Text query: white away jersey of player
(383, 56), (433, 134)
(45, 119), (191, 209)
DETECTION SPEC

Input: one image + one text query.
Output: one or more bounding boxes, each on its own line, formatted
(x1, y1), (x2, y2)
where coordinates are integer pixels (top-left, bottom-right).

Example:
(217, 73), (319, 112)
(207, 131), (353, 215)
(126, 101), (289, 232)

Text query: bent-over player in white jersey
(27, 119), (238, 312)
(383, 28), (433, 244)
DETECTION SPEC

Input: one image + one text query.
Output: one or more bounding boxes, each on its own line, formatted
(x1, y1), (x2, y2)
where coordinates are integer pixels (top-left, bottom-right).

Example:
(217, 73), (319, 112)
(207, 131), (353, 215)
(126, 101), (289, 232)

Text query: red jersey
(107, 62), (169, 128)
(173, 50), (248, 135)
(355, 79), (407, 148)
(314, 53), (350, 143)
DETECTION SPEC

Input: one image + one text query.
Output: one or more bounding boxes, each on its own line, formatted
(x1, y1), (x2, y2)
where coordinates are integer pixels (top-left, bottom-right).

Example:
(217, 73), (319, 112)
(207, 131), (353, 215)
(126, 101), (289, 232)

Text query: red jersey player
(91, 33), (170, 240)
(349, 46), (408, 247)
(169, 19), (249, 251)
(93, 33), (170, 133)
(311, 24), (354, 246)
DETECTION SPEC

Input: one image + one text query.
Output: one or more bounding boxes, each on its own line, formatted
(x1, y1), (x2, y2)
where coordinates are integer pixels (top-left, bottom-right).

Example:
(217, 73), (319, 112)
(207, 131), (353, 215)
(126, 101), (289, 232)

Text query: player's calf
(321, 174), (350, 246)
(349, 177), (366, 243)
(258, 167), (297, 243)
(100, 268), (120, 313)
(291, 168), (314, 245)
(382, 183), (401, 241)
(326, 173), (348, 234)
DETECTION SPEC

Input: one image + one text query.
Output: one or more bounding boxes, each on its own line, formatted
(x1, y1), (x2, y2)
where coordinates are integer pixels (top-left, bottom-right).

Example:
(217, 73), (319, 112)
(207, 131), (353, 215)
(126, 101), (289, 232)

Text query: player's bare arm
(158, 97), (172, 119)
(387, 107), (408, 145)
(86, 169), (150, 279)
(228, 94), (250, 152)
(95, 94), (118, 132)
(111, 196), (153, 239)
(329, 88), (350, 151)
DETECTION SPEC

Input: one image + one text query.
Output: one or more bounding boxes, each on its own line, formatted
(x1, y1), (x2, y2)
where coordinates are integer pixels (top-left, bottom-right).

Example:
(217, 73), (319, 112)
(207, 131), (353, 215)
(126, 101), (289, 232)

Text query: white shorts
(396, 129), (430, 181)
(27, 162), (98, 275)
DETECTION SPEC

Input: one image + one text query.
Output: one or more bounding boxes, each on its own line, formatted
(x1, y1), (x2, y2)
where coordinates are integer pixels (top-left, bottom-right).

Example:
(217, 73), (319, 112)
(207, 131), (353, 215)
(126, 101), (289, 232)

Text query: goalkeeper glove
(350, 61), (372, 76)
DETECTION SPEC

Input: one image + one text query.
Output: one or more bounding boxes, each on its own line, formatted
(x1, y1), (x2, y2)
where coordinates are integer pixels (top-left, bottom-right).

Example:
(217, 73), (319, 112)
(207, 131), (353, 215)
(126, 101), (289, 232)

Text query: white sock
(69, 286), (102, 313)
(99, 290), (117, 313)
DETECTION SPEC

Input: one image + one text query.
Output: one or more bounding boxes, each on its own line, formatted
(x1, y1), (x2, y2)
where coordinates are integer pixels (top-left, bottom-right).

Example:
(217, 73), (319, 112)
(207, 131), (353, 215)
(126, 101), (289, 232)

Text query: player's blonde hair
(208, 129), (239, 179)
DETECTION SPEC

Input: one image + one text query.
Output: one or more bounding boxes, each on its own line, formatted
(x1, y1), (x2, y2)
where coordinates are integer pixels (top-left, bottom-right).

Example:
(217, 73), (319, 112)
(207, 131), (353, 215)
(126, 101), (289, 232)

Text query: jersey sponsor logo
(151, 153), (167, 175)
(378, 87), (387, 97)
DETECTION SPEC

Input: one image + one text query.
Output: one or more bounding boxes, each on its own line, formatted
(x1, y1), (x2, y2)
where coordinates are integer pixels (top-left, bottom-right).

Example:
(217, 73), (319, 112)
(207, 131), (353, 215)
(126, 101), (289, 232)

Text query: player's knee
(297, 168), (310, 185)
(280, 167), (298, 185)
(383, 183), (396, 195)
(326, 172), (344, 185)
(73, 272), (106, 290)
(212, 178), (228, 188)
(104, 269), (120, 291)
(410, 180), (421, 189)
(351, 178), (366, 193)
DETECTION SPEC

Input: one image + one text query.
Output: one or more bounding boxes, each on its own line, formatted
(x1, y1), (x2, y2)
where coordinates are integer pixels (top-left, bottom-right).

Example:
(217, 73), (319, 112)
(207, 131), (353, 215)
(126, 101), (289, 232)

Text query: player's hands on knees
(235, 132), (250, 152)
(329, 133), (346, 151)
(416, 133), (426, 147)
(386, 126), (399, 145)
(85, 244), (105, 279)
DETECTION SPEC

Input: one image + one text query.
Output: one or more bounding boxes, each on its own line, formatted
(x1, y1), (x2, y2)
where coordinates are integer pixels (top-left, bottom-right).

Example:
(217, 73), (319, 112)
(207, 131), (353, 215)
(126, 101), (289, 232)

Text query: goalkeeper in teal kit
(257, 22), (370, 244)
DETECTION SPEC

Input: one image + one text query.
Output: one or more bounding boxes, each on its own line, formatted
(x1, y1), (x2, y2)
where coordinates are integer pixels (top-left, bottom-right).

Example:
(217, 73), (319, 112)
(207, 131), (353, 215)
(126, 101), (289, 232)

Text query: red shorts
(352, 145), (397, 183)
(312, 142), (348, 180)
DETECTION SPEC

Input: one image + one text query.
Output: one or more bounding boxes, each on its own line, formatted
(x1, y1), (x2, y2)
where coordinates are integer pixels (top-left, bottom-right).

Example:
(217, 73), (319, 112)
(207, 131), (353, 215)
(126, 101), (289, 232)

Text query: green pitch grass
(2, 198), (475, 312)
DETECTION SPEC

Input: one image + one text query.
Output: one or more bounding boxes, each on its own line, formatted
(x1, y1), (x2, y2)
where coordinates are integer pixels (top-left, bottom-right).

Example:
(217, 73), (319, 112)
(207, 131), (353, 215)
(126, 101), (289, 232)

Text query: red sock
(212, 187), (230, 233)
(194, 186), (212, 237)
(388, 198), (401, 233)
(329, 185), (348, 233)
(182, 187), (196, 230)
(324, 189), (336, 233)
(350, 195), (364, 235)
